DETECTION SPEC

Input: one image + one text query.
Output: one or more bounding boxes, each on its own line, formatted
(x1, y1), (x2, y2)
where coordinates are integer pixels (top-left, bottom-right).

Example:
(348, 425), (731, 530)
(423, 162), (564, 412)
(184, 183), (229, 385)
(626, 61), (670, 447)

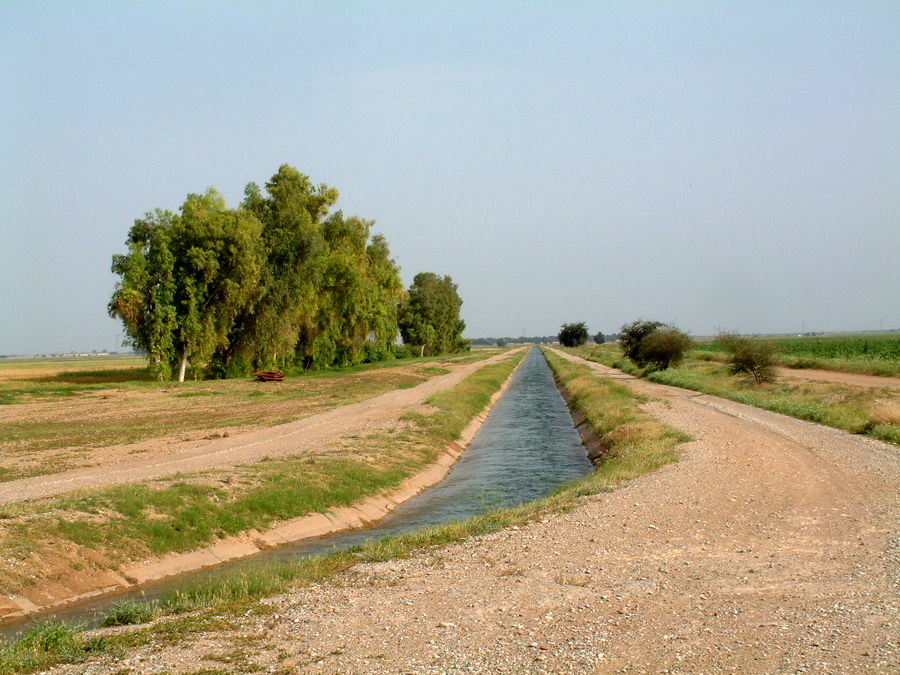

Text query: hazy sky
(2, 1), (898, 354)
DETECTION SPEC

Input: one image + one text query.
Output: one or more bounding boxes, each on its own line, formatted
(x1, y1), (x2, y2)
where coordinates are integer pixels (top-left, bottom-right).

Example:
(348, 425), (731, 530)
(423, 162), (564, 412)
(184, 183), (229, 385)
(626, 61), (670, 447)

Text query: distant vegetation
(558, 322), (588, 347)
(109, 164), (467, 381)
(697, 334), (899, 363)
(398, 273), (467, 357)
(570, 332), (900, 445)
(620, 319), (692, 370)
(470, 336), (557, 346)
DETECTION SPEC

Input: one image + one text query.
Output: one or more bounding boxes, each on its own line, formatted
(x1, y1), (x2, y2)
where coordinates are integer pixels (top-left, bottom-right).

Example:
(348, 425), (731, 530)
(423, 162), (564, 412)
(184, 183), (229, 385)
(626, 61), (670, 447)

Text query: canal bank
(2, 347), (596, 636)
(3, 350), (534, 631)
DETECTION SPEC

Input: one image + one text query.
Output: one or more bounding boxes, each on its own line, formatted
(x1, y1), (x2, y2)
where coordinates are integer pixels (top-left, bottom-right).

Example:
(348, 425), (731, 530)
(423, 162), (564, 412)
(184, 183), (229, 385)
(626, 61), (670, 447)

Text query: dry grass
(0, 353), (495, 482)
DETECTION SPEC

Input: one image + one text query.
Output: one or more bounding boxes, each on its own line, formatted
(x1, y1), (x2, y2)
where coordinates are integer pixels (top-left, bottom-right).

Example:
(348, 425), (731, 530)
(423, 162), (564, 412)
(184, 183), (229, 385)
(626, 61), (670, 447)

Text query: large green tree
(214, 165), (338, 375)
(112, 165), (412, 379)
(109, 210), (178, 380)
(398, 273), (467, 357)
(110, 190), (264, 381)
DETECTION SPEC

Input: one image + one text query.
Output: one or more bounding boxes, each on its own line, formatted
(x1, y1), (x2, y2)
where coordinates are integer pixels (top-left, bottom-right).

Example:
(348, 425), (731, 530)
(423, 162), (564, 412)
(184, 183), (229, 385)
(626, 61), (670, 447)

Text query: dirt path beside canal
(51, 348), (898, 673)
(0, 350), (523, 506)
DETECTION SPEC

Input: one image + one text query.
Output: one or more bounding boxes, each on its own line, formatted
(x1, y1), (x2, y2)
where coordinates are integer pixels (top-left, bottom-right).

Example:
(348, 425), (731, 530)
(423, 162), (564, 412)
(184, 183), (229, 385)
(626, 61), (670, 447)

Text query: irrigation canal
(4, 347), (591, 637)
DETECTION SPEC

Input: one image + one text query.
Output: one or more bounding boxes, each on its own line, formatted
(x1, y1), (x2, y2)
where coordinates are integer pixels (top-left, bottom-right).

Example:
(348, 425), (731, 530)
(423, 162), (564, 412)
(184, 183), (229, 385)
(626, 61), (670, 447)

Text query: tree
(109, 210), (178, 380)
(217, 165), (338, 375)
(558, 322), (588, 347)
(593, 331), (605, 345)
(112, 164), (408, 379)
(717, 332), (776, 384)
(110, 192), (264, 382)
(398, 273), (467, 357)
(620, 319), (691, 369)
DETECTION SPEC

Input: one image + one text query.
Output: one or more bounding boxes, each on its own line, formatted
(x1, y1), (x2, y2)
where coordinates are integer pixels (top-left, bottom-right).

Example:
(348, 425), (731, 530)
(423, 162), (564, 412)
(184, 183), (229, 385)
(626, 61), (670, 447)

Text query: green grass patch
(0, 348), (687, 673)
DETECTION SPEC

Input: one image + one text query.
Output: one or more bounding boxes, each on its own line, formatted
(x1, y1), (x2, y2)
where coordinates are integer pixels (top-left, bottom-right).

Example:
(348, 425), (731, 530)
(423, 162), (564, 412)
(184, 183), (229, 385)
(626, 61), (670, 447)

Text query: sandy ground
(775, 366), (900, 390)
(0, 351), (521, 506)
(48, 349), (899, 674)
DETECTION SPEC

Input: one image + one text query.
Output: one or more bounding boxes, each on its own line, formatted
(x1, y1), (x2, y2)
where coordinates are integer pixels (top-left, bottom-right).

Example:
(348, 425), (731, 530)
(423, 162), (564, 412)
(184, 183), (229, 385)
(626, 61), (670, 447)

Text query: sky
(2, 1), (898, 354)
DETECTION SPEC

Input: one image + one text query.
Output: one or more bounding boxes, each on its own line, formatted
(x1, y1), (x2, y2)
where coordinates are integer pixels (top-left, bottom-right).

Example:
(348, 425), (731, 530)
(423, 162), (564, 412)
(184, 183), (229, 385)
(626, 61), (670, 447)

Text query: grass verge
(573, 345), (900, 445)
(0, 348), (688, 673)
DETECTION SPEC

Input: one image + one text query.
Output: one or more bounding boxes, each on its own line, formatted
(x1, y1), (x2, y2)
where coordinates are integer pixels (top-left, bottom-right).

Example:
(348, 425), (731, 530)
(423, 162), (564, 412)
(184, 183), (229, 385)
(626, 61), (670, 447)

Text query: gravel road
(48, 350), (898, 673)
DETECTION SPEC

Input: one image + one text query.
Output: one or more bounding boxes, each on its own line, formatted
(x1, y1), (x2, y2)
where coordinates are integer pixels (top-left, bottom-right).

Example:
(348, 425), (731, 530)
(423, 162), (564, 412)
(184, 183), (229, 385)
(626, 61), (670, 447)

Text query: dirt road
(0, 351), (522, 505)
(54, 349), (898, 673)
(776, 366), (900, 389)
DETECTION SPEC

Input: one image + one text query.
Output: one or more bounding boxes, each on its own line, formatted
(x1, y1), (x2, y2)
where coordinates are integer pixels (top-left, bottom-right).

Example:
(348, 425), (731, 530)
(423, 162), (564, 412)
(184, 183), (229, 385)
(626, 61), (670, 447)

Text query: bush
(620, 319), (691, 370)
(593, 331), (605, 345)
(619, 320), (664, 366)
(717, 333), (776, 383)
(558, 322), (589, 347)
(638, 327), (692, 369)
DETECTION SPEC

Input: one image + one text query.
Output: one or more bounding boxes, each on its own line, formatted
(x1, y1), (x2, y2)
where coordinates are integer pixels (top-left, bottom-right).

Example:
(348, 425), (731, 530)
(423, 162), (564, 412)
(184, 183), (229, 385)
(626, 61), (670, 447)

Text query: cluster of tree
(558, 322), (589, 347)
(109, 165), (466, 381)
(619, 319), (692, 370)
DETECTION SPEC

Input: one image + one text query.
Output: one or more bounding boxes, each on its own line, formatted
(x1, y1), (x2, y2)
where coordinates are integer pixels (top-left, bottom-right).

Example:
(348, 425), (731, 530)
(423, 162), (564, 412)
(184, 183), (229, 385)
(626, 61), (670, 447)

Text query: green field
(696, 334), (899, 360)
(692, 334), (900, 377)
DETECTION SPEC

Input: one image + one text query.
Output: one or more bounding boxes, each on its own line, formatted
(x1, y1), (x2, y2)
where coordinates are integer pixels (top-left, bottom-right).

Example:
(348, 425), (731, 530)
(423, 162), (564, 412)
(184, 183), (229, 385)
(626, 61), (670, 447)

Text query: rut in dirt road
(0, 350), (523, 505)
(49, 348), (899, 673)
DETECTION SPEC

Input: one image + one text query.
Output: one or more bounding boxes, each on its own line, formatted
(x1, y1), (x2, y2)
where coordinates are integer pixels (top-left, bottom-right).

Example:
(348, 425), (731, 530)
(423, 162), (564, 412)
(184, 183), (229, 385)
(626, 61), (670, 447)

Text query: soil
(0, 360), (468, 482)
(776, 366), (900, 390)
(0, 352), (520, 506)
(47, 349), (898, 673)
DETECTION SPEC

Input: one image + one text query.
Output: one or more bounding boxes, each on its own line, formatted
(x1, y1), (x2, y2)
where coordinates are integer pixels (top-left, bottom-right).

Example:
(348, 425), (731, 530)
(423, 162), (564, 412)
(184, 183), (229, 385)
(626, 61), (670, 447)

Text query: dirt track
(0, 351), (521, 505)
(55, 349), (898, 673)
(776, 366), (900, 389)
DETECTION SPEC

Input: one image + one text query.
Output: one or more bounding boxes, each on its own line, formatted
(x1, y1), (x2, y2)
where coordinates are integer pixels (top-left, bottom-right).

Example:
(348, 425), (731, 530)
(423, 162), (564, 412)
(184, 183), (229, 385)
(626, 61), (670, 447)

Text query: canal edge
(542, 348), (608, 466)
(0, 351), (527, 627)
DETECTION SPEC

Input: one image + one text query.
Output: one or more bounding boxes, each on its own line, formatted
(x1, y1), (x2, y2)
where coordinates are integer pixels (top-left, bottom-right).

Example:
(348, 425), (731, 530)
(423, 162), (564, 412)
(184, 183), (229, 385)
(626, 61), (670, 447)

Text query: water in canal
(4, 347), (590, 636)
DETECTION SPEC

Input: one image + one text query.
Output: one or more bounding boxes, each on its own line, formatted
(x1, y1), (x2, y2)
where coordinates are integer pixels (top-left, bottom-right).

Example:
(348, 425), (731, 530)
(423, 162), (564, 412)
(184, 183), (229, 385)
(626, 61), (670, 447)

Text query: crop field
(691, 334), (900, 376)
(697, 334), (898, 360)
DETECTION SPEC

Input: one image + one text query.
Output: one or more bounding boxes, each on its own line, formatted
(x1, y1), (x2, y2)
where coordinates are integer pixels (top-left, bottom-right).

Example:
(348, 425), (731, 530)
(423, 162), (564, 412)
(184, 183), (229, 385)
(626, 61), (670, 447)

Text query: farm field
(572, 339), (900, 445)
(0, 351), (501, 483)
(692, 333), (900, 377)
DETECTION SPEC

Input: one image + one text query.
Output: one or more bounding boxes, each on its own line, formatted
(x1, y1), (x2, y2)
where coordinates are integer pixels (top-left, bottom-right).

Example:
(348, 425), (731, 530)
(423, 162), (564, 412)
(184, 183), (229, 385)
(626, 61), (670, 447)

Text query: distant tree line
(109, 164), (467, 381)
(469, 336), (558, 346)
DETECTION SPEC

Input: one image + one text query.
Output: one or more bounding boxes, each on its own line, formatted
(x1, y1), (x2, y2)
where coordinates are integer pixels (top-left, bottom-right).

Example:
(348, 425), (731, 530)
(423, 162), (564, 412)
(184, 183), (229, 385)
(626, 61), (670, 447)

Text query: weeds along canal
(5, 347), (590, 636)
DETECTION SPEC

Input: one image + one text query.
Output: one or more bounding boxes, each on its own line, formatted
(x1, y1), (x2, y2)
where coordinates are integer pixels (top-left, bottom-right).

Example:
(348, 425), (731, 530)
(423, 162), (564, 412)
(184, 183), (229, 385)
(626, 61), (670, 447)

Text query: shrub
(593, 331), (605, 345)
(558, 322), (589, 347)
(717, 332), (776, 384)
(619, 320), (664, 366)
(638, 327), (692, 369)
